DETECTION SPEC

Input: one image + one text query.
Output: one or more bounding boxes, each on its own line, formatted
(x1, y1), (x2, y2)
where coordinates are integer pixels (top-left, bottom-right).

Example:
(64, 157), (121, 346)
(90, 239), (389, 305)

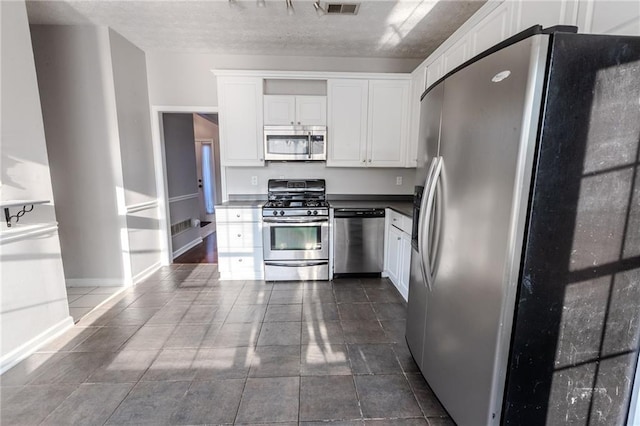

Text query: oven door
(262, 217), (329, 261)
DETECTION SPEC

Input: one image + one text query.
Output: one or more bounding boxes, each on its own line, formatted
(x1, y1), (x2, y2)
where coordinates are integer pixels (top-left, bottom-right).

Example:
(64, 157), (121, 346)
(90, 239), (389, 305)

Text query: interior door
(420, 35), (548, 425)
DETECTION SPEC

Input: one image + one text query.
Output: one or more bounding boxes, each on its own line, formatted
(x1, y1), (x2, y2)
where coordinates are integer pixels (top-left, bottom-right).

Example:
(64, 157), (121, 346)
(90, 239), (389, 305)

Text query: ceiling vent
(326, 3), (360, 15)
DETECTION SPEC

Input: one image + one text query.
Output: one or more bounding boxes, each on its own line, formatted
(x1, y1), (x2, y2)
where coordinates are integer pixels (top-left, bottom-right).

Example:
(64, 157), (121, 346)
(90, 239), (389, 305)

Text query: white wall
(109, 29), (161, 280)
(226, 163), (416, 196)
(146, 52), (421, 107)
(31, 24), (126, 284)
(0, 1), (72, 372)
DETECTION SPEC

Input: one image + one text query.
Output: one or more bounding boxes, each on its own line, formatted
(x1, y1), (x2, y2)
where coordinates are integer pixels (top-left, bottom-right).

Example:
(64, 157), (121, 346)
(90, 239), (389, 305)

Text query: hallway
(0, 264), (453, 425)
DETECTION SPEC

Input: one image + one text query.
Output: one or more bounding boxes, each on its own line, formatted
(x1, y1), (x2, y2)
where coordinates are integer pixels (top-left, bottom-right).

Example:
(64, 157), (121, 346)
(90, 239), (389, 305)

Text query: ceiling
(26, 0), (485, 60)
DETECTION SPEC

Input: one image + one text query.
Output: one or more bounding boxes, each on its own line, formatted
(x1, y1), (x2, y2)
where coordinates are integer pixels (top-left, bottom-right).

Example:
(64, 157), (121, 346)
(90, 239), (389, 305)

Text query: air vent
(326, 3), (359, 15)
(171, 219), (192, 236)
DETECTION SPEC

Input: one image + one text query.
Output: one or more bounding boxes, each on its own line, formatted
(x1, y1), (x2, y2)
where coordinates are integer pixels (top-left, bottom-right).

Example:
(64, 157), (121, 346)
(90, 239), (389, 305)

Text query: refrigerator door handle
(418, 158), (438, 287)
(421, 156), (443, 290)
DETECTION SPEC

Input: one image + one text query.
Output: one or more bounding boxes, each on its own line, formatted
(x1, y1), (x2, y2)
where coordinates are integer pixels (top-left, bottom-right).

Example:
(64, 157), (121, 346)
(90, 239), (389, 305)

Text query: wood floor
(174, 232), (218, 264)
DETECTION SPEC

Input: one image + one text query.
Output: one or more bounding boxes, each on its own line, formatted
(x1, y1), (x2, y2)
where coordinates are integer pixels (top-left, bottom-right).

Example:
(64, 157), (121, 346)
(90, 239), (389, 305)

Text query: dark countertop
(215, 200), (265, 209)
(329, 200), (413, 218)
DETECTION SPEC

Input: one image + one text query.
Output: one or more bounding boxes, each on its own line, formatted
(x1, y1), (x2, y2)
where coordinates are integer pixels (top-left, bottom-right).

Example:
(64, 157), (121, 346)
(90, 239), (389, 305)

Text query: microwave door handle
(308, 132), (312, 160)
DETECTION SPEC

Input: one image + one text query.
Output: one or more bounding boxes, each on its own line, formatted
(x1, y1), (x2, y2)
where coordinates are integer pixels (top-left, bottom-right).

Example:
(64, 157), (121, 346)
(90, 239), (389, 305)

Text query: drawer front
(217, 207), (262, 222)
(218, 250), (264, 272)
(217, 222), (263, 248)
(389, 209), (412, 235)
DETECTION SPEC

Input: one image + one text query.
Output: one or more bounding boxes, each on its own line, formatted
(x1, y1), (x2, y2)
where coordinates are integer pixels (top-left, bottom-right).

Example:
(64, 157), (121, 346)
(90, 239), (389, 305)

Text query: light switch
(396, 176), (402, 186)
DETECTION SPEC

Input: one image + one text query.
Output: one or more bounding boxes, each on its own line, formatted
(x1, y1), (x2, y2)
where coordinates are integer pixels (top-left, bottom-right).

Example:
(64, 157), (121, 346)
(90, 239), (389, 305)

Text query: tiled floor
(67, 286), (125, 322)
(0, 264), (454, 425)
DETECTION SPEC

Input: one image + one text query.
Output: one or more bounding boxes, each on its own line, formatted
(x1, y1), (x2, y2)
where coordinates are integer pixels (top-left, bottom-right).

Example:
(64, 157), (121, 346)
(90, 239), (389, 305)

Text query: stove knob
(307, 210), (312, 216)
(313, 210), (318, 215)
(272, 210), (278, 216)
(280, 210), (285, 216)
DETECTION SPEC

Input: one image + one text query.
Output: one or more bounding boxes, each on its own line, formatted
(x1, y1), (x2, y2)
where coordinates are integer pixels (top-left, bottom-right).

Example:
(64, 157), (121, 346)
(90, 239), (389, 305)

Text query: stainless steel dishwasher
(333, 208), (386, 275)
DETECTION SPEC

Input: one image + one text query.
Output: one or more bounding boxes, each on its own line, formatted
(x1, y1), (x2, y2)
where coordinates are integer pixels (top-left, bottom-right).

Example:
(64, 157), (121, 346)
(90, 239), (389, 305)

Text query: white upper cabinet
(218, 76), (264, 166)
(367, 79), (410, 167)
(406, 66), (427, 168)
(264, 95), (327, 126)
(327, 79), (369, 167)
(327, 78), (410, 168)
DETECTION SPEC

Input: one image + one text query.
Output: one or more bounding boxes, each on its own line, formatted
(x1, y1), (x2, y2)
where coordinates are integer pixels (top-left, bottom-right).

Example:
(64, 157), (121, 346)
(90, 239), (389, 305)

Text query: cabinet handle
(236, 214), (241, 218)
(237, 234), (242, 237)
(362, 159), (366, 163)
(290, 121), (294, 124)
(393, 218), (398, 222)
(397, 237), (401, 241)
(368, 159), (372, 162)
(297, 121), (301, 125)
(238, 258), (243, 262)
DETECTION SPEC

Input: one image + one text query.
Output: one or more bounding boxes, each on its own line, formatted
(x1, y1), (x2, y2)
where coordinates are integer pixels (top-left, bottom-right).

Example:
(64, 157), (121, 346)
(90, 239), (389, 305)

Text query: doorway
(158, 111), (221, 264)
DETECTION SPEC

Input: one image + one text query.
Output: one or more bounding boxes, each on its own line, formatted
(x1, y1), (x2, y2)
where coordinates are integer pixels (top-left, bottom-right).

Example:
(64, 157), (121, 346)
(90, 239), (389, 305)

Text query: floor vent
(171, 219), (192, 236)
(326, 3), (359, 15)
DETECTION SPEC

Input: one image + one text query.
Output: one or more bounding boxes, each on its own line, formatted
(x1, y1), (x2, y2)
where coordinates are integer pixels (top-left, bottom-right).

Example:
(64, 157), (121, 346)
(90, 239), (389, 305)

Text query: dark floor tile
(381, 320), (407, 343)
(250, 345), (301, 377)
(168, 291), (201, 304)
(87, 350), (158, 383)
(332, 278), (363, 288)
(0, 353), (68, 386)
(364, 288), (404, 303)
(257, 321), (301, 346)
(373, 303), (407, 321)
(264, 304), (303, 322)
(123, 325), (175, 350)
(426, 418), (455, 426)
(365, 420), (428, 426)
(300, 375), (361, 421)
(194, 347), (253, 380)
(392, 343), (420, 373)
(104, 307), (160, 326)
(348, 344), (403, 375)
(146, 304), (190, 325)
(338, 303), (377, 321)
(226, 304), (267, 323)
(302, 321), (345, 345)
(72, 326), (140, 352)
(355, 374), (422, 419)
(170, 379), (244, 425)
(180, 304), (221, 324)
(360, 278), (394, 290)
(105, 380), (190, 425)
(127, 292), (175, 308)
(192, 290), (237, 306)
(235, 289), (272, 305)
(303, 288), (336, 303)
(29, 352), (113, 384)
(335, 288), (369, 303)
(342, 321), (390, 344)
(406, 374), (449, 417)
(269, 289), (304, 304)
(41, 382), (133, 425)
(271, 282), (303, 291)
(0, 384), (77, 425)
(302, 342), (351, 376)
(201, 322), (261, 347)
(302, 421), (363, 426)
(37, 326), (100, 352)
(141, 349), (199, 381)
(236, 377), (300, 423)
(75, 307), (125, 327)
(303, 303), (339, 321)
(164, 324), (209, 348)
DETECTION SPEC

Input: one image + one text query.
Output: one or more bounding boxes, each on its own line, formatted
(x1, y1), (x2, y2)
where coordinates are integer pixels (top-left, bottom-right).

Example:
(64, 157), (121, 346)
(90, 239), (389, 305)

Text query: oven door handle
(263, 217), (328, 224)
(264, 261), (329, 268)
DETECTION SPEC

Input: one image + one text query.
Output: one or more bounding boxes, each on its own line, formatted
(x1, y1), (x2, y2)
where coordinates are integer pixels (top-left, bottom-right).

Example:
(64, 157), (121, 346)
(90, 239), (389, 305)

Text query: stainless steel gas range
(262, 179), (329, 281)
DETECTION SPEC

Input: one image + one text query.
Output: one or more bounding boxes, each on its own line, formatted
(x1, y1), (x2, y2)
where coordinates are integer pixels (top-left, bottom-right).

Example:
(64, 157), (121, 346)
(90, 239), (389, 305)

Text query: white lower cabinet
(216, 207), (264, 280)
(384, 209), (411, 301)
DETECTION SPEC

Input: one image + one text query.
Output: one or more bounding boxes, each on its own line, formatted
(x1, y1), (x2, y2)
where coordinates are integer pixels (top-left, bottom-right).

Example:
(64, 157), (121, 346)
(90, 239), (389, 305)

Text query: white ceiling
(26, 0), (485, 59)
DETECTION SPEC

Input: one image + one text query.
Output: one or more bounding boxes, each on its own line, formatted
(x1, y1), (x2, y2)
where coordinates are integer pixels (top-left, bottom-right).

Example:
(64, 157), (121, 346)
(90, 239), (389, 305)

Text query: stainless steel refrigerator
(407, 26), (640, 425)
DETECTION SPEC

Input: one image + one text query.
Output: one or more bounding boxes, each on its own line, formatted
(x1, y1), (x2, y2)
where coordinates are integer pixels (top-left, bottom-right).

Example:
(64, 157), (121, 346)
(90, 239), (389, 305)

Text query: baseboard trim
(133, 261), (162, 284)
(66, 278), (126, 287)
(0, 316), (74, 375)
(172, 237), (203, 259)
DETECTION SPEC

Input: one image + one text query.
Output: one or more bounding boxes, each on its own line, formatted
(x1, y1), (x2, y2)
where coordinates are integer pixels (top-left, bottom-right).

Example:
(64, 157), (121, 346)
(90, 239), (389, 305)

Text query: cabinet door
(327, 79), (369, 167)
(295, 96), (327, 126)
(386, 224), (403, 287)
(218, 77), (264, 166)
(264, 95), (295, 125)
(367, 79), (410, 167)
(398, 232), (412, 301)
(406, 67), (427, 168)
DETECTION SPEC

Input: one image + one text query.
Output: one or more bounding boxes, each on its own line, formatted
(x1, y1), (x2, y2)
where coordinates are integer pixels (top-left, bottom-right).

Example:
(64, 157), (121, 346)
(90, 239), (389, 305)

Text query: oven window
(270, 226), (322, 250)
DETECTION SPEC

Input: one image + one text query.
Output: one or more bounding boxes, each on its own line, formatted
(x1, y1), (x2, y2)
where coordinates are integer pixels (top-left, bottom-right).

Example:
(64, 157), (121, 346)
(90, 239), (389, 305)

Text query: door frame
(150, 106), (222, 265)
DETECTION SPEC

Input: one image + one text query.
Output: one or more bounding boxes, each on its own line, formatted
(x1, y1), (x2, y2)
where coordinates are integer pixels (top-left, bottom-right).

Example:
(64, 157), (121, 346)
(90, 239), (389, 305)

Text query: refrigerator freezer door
(421, 35), (549, 425)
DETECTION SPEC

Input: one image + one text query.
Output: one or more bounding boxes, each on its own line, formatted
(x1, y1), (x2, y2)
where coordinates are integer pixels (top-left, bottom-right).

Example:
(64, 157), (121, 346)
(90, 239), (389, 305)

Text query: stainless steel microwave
(264, 126), (327, 161)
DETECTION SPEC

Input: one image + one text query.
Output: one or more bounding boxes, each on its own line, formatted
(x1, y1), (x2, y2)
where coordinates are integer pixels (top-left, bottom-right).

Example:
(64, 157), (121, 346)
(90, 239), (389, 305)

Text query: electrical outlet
(396, 176), (403, 186)
(251, 176), (258, 186)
